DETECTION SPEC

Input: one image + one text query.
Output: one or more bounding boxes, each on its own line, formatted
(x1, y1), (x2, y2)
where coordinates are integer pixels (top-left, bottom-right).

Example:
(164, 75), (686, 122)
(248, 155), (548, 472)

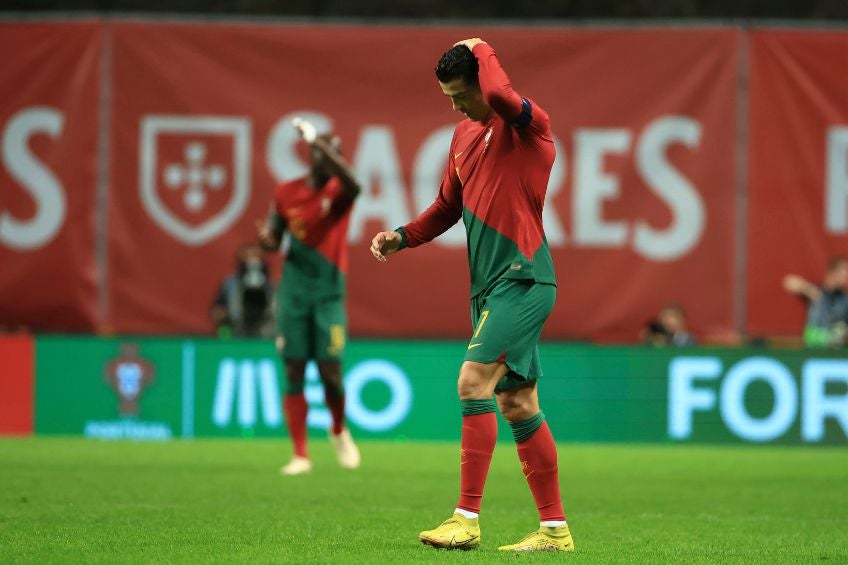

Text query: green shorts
(277, 290), (347, 361)
(464, 279), (556, 393)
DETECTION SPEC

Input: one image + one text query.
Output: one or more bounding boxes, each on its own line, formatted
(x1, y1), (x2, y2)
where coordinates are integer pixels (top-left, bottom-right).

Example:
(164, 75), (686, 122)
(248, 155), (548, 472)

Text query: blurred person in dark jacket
(210, 243), (273, 338)
(642, 304), (696, 347)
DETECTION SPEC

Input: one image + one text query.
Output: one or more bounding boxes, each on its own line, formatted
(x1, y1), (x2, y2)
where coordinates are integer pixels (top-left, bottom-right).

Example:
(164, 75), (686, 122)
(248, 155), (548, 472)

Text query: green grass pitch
(1, 438), (846, 563)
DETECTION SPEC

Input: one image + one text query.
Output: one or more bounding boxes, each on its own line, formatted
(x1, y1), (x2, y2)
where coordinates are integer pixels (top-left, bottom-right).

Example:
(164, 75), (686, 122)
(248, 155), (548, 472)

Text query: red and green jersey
(400, 42), (557, 298)
(271, 176), (355, 298)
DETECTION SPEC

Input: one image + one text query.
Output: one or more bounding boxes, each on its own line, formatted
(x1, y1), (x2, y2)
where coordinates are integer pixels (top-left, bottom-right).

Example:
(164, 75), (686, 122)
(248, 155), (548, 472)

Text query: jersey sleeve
(473, 42), (550, 137)
(400, 135), (463, 248)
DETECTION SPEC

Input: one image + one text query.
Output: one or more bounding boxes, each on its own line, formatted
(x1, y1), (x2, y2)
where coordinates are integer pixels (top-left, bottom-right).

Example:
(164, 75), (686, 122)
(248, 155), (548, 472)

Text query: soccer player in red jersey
(370, 39), (573, 551)
(257, 118), (361, 475)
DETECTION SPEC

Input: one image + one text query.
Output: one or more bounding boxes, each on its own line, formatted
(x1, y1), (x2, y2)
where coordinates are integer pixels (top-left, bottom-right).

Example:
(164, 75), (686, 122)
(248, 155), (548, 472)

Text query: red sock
(283, 394), (308, 458)
(457, 412), (498, 514)
(517, 421), (566, 522)
(325, 394), (346, 435)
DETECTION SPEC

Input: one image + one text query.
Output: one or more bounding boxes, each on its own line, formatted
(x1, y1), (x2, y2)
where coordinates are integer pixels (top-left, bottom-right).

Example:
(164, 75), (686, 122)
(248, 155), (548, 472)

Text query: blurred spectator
(642, 304), (696, 346)
(782, 257), (848, 347)
(210, 243), (274, 338)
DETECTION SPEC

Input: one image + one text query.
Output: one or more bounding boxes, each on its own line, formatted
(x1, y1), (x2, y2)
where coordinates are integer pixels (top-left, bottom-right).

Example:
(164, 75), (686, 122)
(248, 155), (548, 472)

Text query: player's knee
(456, 377), (478, 399)
(457, 364), (492, 399)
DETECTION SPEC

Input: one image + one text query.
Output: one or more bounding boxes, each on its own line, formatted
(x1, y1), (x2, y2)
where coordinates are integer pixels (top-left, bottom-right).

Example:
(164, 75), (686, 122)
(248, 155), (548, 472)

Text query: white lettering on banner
(0, 107), (66, 250)
(139, 115), (251, 246)
(348, 126), (411, 243)
(267, 110), (333, 183)
(720, 357), (797, 442)
(634, 117), (704, 260)
(345, 359), (413, 432)
(668, 357), (721, 439)
(668, 356), (848, 442)
(261, 113), (706, 259)
(801, 360), (848, 442)
(212, 358), (281, 427)
(573, 129), (632, 247)
(826, 127), (848, 233)
(84, 420), (173, 440)
(303, 361), (331, 429)
(211, 358), (413, 432)
(571, 119), (704, 260)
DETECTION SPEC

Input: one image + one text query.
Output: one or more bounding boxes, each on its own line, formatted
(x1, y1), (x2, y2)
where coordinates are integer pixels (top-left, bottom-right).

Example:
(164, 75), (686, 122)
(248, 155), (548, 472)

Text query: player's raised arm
(454, 38), (527, 127)
(292, 117), (361, 201)
(782, 273), (821, 302)
(312, 134), (361, 200)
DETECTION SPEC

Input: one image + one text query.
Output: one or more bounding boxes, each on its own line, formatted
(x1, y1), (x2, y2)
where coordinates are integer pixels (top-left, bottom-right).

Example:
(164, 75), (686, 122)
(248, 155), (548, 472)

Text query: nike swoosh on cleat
(467, 343), (483, 350)
(454, 151), (464, 159)
(449, 535), (478, 548)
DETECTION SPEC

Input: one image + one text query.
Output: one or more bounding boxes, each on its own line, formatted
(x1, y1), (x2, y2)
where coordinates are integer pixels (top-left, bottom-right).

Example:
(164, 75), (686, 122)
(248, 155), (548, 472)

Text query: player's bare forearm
(313, 136), (361, 199)
(782, 274), (820, 301)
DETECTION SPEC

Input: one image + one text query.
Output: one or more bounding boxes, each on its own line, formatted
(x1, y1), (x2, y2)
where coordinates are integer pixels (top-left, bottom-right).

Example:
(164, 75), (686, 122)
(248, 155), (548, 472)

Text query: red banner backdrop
(746, 30), (848, 336)
(21, 22), (848, 341)
(0, 335), (34, 435)
(0, 22), (101, 332)
(107, 24), (739, 341)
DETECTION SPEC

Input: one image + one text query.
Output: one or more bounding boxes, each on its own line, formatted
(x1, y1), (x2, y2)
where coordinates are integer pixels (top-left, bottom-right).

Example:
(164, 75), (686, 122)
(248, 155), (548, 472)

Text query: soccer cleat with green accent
(498, 524), (574, 552)
(418, 513), (481, 550)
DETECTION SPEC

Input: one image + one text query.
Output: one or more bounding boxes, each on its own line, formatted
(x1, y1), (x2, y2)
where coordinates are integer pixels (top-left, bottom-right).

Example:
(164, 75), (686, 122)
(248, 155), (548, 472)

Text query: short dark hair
(435, 45), (478, 85)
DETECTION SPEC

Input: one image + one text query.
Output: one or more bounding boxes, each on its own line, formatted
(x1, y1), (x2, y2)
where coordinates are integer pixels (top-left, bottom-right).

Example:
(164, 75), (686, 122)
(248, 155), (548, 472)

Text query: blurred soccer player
(257, 118), (361, 475)
(370, 38), (572, 551)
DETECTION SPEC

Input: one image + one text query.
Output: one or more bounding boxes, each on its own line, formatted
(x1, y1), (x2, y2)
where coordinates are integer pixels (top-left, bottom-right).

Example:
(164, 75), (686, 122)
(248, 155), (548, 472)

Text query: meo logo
(212, 358), (413, 432)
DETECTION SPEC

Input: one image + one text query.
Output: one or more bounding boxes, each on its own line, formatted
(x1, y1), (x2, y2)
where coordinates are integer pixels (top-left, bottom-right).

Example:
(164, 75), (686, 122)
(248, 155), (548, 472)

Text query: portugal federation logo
(103, 344), (156, 417)
(139, 115), (252, 246)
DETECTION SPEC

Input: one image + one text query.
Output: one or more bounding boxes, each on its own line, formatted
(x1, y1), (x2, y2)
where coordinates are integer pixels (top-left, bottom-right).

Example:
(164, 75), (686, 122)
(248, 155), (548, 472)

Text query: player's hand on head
(453, 37), (485, 50)
(370, 230), (402, 262)
(292, 116), (318, 143)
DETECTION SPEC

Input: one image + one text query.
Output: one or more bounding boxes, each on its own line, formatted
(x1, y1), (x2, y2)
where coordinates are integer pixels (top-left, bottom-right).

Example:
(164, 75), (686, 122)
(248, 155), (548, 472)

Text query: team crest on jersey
(139, 115), (252, 246)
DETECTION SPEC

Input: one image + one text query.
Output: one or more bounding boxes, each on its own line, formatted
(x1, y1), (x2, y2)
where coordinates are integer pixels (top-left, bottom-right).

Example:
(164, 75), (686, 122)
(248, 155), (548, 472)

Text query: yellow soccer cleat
(498, 524), (574, 552)
(419, 513), (481, 550)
